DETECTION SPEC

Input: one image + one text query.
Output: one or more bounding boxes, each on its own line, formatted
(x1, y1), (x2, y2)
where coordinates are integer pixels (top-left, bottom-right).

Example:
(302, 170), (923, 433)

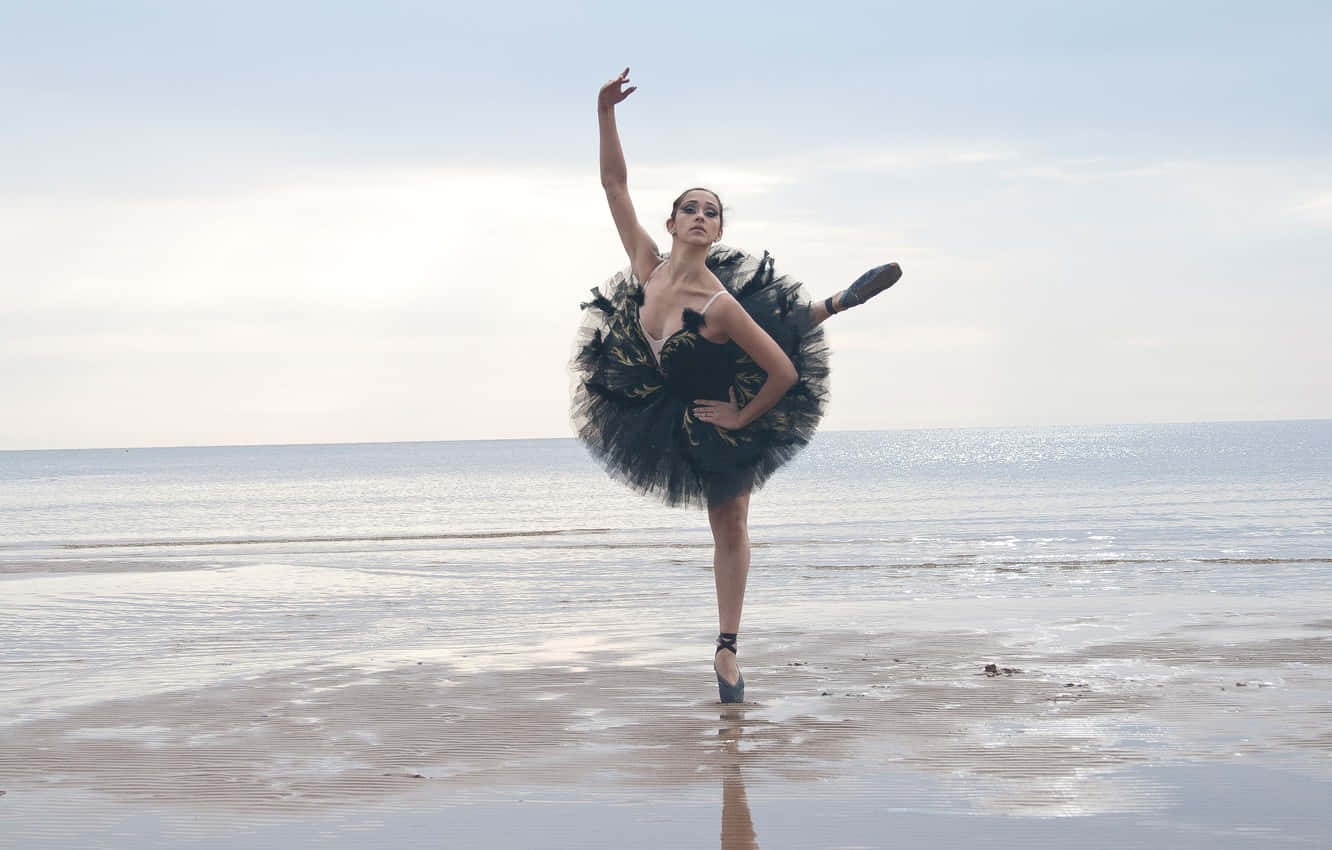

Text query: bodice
(659, 329), (737, 402)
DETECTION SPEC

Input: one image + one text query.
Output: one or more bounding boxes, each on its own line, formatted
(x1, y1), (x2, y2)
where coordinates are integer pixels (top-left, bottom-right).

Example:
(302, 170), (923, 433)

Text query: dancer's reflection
(719, 706), (758, 850)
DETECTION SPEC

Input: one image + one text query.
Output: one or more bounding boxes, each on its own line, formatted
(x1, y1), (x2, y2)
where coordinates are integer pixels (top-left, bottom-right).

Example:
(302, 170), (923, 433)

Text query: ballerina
(571, 68), (901, 703)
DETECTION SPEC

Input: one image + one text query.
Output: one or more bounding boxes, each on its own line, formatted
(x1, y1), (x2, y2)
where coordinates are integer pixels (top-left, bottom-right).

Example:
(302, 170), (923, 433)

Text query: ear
(665, 217), (675, 235)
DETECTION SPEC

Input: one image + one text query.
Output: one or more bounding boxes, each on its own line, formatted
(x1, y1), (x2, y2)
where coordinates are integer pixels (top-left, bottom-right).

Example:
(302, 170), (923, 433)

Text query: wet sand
(3, 584), (1331, 848)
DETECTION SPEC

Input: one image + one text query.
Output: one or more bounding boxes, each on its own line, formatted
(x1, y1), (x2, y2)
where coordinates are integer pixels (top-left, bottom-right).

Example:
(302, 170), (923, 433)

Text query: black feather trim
(579, 287), (614, 315)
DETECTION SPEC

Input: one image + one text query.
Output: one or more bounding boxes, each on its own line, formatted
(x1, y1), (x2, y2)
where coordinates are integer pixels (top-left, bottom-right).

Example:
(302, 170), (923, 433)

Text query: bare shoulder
(634, 253), (666, 286)
(628, 243), (663, 284)
(705, 283), (741, 314)
(704, 289), (748, 331)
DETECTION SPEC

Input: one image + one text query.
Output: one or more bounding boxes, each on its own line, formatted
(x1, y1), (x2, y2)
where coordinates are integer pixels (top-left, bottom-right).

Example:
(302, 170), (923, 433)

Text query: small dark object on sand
(983, 664), (1022, 676)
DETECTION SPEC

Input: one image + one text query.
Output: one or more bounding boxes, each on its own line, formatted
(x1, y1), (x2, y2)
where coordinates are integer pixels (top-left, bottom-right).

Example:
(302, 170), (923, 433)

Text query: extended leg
(809, 262), (902, 327)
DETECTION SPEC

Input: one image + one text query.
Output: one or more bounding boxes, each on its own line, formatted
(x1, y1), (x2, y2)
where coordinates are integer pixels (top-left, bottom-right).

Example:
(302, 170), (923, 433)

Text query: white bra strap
(699, 289), (726, 315)
(644, 258), (667, 285)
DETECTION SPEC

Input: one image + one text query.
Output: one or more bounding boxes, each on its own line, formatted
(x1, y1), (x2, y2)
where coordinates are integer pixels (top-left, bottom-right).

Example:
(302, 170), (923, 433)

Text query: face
(667, 189), (723, 245)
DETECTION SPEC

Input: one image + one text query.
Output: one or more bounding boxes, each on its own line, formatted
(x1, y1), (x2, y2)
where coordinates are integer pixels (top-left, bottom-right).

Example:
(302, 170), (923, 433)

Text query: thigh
(707, 489), (751, 539)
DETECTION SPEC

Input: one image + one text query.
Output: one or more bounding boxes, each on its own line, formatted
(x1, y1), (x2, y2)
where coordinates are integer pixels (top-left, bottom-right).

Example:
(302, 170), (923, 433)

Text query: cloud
(3, 147), (1331, 448)
(1289, 191), (1332, 225)
(998, 158), (1202, 184)
(632, 164), (796, 196)
(815, 145), (1022, 175)
(838, 322), (997, 355)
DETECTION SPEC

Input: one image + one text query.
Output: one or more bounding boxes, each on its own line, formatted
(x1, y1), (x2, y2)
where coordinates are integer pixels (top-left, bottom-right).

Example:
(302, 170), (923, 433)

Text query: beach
(2, 424), (1330, 847)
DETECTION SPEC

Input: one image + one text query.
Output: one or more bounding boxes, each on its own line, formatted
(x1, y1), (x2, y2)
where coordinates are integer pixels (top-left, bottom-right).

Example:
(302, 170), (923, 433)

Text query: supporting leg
(708, 489), (751, 689)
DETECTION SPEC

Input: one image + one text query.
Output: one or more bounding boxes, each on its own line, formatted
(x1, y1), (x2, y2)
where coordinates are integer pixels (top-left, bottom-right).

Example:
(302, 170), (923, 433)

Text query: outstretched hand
(694, 388), (744, 431)
(598, 67), (636, 110)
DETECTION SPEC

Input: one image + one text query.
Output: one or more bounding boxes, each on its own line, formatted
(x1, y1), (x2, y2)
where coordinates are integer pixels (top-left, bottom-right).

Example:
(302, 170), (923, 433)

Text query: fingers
(695, 392), (736, 408)
(601, 69), (636, 102)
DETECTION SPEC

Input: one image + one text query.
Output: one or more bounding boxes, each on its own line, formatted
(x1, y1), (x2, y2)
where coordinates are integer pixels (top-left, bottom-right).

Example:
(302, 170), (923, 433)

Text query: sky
(3, 0), (1330, 450)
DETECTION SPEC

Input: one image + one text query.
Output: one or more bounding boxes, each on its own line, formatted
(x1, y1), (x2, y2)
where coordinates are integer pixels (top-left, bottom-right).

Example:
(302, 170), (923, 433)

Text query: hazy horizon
(5, 416), (1329, 454)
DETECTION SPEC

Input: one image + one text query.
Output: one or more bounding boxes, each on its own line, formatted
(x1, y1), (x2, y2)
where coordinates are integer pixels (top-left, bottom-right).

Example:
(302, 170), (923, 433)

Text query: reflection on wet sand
(2, 620), (1329, 834)
(719, 706), (759, 850)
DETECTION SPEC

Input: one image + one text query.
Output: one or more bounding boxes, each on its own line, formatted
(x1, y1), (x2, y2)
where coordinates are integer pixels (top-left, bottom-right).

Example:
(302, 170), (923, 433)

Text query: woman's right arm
(598, 68), (659, 280)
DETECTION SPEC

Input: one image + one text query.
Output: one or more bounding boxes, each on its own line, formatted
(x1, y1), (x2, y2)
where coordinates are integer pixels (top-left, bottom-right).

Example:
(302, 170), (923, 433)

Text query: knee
(712, 509), (749, 547)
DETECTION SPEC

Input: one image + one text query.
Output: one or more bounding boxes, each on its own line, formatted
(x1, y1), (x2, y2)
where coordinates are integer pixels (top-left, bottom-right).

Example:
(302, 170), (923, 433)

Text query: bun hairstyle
(670, 187), (724, 229)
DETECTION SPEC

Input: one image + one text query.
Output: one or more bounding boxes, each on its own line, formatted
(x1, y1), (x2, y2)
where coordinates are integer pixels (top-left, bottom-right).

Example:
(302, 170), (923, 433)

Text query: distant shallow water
(3, 420), (1328, 556)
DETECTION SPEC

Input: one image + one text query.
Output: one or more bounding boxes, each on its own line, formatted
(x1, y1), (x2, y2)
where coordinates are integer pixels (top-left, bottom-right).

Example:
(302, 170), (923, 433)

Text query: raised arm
(598, 68), (660, 280)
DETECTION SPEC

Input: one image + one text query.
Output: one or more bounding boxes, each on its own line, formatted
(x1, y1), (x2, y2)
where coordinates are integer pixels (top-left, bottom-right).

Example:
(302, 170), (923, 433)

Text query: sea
(2, 420), (1330, 719)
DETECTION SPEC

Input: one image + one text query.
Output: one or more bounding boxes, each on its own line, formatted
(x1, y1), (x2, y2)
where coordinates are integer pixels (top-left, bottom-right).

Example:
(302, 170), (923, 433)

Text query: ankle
(715, 631), (739, 656)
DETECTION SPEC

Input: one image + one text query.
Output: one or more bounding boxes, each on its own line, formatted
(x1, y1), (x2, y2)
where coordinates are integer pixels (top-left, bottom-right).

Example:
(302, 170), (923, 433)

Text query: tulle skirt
(570, 245), (830, 507)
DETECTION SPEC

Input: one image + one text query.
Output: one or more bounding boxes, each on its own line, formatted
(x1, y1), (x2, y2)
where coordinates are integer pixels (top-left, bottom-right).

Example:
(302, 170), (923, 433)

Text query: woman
(572, 68), (901, 703)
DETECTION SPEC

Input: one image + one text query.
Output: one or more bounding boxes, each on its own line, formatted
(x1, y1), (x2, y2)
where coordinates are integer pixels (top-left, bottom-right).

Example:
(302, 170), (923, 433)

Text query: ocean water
(1, 421), (1329, 719)
(3, 420), (1332, 847)
(3, 420), (1328, 568)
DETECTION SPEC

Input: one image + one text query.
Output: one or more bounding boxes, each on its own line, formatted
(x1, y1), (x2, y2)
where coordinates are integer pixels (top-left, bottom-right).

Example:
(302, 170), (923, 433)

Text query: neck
(668, 238), (711, 271)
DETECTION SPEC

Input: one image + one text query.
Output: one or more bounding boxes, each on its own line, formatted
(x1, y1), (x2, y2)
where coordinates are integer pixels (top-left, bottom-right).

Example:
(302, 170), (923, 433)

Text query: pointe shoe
(715, 632), (745, 704)
(829, 262), (902, 313)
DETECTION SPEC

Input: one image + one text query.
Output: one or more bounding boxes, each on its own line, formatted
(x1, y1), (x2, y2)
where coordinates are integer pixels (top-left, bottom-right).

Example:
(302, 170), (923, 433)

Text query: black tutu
(570, 245), (830, 507)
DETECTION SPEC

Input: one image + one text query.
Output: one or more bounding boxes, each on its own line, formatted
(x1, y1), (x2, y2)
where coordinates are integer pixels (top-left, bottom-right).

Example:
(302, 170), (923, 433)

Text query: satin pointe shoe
(826, 262), (902, 314)
(715, 632), (745, 704)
